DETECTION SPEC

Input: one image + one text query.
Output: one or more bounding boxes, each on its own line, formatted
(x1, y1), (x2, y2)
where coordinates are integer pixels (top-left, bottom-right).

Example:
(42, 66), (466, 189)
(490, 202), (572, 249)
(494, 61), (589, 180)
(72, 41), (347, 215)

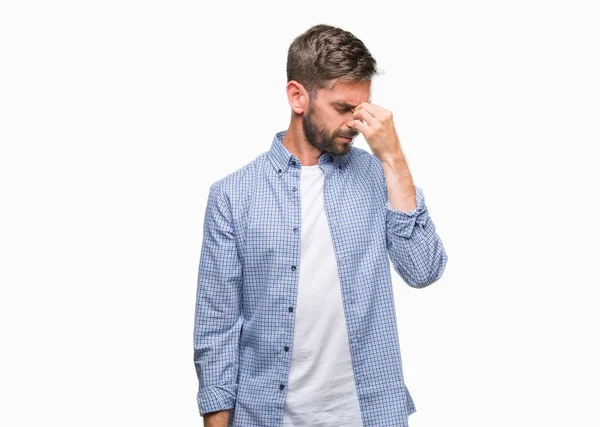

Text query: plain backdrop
(1, 1), (599, 426)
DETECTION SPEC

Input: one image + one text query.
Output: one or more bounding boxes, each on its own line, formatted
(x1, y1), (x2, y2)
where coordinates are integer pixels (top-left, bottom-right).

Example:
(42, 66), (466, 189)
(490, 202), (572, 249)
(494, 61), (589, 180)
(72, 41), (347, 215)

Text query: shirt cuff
(385, 186), (429, 239)
(197, 384), (237, 416)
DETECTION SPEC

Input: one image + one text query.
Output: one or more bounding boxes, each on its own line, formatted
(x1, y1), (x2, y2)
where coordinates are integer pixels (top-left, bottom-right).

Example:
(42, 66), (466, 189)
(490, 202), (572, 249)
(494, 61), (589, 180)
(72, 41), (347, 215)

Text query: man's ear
(286, 80), (308, 115)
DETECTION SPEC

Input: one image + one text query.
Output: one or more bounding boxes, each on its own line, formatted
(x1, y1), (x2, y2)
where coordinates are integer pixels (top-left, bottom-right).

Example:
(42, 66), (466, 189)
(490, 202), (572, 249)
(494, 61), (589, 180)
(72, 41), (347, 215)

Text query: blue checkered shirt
(194, 130), (448, 426)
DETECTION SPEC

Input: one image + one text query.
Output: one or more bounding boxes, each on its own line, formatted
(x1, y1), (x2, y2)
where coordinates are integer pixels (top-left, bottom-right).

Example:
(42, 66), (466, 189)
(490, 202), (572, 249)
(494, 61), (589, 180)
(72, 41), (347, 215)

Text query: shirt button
(291, 265), (296, 271)
(292, 186), (297, 191)
(284, 346), (289, 351)
(278, 169), (282, 173)
(280, 384), (285, 390)
(291, 160), (296, 165)
(288, 306), (293, 312)
(293, 227), (298, 233)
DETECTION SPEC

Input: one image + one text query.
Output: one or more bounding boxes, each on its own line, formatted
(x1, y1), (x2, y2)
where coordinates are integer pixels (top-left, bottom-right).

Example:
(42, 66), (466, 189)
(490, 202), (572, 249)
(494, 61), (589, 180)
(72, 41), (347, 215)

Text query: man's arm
(203, 410), (230, 427)
(194, 181), (244, 420)
(372, 154), (449, 288)
(348, 101), (448, 287)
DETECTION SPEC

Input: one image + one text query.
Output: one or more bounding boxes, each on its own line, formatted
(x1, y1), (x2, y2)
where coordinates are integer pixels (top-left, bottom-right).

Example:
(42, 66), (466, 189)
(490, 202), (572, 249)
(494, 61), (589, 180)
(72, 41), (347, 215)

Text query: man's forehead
(324, 81), (372, 105)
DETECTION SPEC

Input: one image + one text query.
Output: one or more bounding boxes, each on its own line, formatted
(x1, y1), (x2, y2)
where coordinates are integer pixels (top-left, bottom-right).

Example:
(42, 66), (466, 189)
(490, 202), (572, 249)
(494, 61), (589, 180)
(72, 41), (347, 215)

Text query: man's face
(302, 79), (372, 156)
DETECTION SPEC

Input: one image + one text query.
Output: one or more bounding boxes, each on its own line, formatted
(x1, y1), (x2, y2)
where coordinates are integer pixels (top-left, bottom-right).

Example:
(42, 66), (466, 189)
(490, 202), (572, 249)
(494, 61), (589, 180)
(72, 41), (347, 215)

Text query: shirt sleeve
(194, 181), (244, 416)
(369, 154), (449, 288)
(385, 185), (448, 287)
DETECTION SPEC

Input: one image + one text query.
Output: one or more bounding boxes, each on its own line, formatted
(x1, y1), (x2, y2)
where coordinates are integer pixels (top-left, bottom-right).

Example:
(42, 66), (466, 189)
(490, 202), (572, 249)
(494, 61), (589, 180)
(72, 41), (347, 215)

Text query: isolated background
(1, 1), (599, 426)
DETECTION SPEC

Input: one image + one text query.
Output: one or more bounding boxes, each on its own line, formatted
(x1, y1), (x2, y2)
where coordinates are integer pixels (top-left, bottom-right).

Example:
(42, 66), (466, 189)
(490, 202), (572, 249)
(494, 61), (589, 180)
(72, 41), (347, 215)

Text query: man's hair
(286, 24), (381, 101)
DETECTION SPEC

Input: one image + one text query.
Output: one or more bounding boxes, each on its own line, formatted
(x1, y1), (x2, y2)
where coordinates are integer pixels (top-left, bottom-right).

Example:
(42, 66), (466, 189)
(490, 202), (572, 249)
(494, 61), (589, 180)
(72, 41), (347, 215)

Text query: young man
(194, 24), (449, 427)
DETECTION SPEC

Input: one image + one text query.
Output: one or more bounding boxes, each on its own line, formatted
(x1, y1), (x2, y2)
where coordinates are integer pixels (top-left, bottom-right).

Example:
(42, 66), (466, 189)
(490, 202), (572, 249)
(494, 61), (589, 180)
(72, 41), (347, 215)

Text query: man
(194, 24), (448, 427)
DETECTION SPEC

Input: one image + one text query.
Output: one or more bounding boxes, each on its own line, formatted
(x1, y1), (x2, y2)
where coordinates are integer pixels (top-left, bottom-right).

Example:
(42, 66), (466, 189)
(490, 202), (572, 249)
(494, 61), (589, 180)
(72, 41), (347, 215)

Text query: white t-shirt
(282, 164), (363, 427)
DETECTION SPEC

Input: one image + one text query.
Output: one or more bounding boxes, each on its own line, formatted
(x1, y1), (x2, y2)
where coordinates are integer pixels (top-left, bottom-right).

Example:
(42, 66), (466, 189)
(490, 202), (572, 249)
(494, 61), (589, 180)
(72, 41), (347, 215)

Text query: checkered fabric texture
(194, 130), (448, 426)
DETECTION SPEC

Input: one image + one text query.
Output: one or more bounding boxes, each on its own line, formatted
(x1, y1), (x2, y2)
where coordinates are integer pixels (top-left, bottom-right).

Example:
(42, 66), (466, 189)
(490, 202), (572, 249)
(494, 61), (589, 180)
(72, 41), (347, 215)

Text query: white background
(1, 1), (599, 426)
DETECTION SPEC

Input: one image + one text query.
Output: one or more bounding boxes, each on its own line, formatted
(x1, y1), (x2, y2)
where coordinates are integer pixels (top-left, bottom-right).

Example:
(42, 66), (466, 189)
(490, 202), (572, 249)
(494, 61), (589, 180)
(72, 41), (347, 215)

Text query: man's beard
(302, 103), (356, 156)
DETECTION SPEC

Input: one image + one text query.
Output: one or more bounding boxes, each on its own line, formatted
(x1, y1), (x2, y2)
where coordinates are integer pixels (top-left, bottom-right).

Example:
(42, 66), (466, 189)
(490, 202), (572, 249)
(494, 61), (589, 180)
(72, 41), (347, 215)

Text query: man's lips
(338, 135), (356, 142)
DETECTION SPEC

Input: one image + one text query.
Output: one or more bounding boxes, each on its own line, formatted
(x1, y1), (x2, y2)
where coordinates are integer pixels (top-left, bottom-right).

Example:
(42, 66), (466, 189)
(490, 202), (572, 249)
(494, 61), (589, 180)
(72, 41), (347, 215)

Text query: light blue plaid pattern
(194, 130), (448, 426)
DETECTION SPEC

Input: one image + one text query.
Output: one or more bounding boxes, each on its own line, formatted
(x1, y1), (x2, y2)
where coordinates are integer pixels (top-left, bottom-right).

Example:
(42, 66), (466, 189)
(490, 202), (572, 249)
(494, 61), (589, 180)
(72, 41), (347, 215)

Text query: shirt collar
(268, 129), (350, 174)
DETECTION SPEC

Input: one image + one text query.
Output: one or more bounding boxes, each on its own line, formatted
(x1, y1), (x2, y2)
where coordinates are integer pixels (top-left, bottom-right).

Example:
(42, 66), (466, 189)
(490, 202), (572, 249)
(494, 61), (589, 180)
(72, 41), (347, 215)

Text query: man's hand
(203, 409), (230, 427)
(348, 102), (403, 164)
(349, 102), (416, 212)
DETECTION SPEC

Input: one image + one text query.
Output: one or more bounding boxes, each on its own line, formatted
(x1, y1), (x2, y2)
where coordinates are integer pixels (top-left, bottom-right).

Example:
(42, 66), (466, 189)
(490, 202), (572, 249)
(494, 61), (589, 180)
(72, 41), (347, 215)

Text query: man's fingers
(353, 108), (377, 127)
(357, 102), (390, 121)
(349, 119), (369, 135)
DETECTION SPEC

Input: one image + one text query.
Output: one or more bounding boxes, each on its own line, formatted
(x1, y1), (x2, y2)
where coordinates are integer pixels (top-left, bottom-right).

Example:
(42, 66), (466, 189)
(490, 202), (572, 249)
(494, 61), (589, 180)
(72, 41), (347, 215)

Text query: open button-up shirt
(194, 130), (449, 426)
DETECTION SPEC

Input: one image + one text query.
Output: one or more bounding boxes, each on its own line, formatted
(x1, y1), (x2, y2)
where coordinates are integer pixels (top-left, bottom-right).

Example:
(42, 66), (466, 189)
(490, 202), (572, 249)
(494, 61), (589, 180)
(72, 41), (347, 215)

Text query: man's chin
(337, 144), (352, 155)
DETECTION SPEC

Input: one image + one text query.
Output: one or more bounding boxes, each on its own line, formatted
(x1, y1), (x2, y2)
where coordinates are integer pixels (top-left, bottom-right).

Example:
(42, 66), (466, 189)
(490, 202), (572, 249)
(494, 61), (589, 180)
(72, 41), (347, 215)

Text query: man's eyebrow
(332, 100), (372, 109)
(333, 102), (356, 109)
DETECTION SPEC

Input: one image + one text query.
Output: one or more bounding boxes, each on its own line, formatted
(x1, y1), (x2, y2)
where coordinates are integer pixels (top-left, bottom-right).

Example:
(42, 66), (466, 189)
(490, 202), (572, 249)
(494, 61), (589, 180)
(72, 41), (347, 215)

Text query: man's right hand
(203, 409), (230, 427)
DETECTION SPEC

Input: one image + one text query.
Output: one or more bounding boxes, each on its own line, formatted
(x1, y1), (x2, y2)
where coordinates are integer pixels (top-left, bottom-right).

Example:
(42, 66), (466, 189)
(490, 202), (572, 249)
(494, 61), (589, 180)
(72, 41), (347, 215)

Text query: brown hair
(286, 24), (381, 100)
